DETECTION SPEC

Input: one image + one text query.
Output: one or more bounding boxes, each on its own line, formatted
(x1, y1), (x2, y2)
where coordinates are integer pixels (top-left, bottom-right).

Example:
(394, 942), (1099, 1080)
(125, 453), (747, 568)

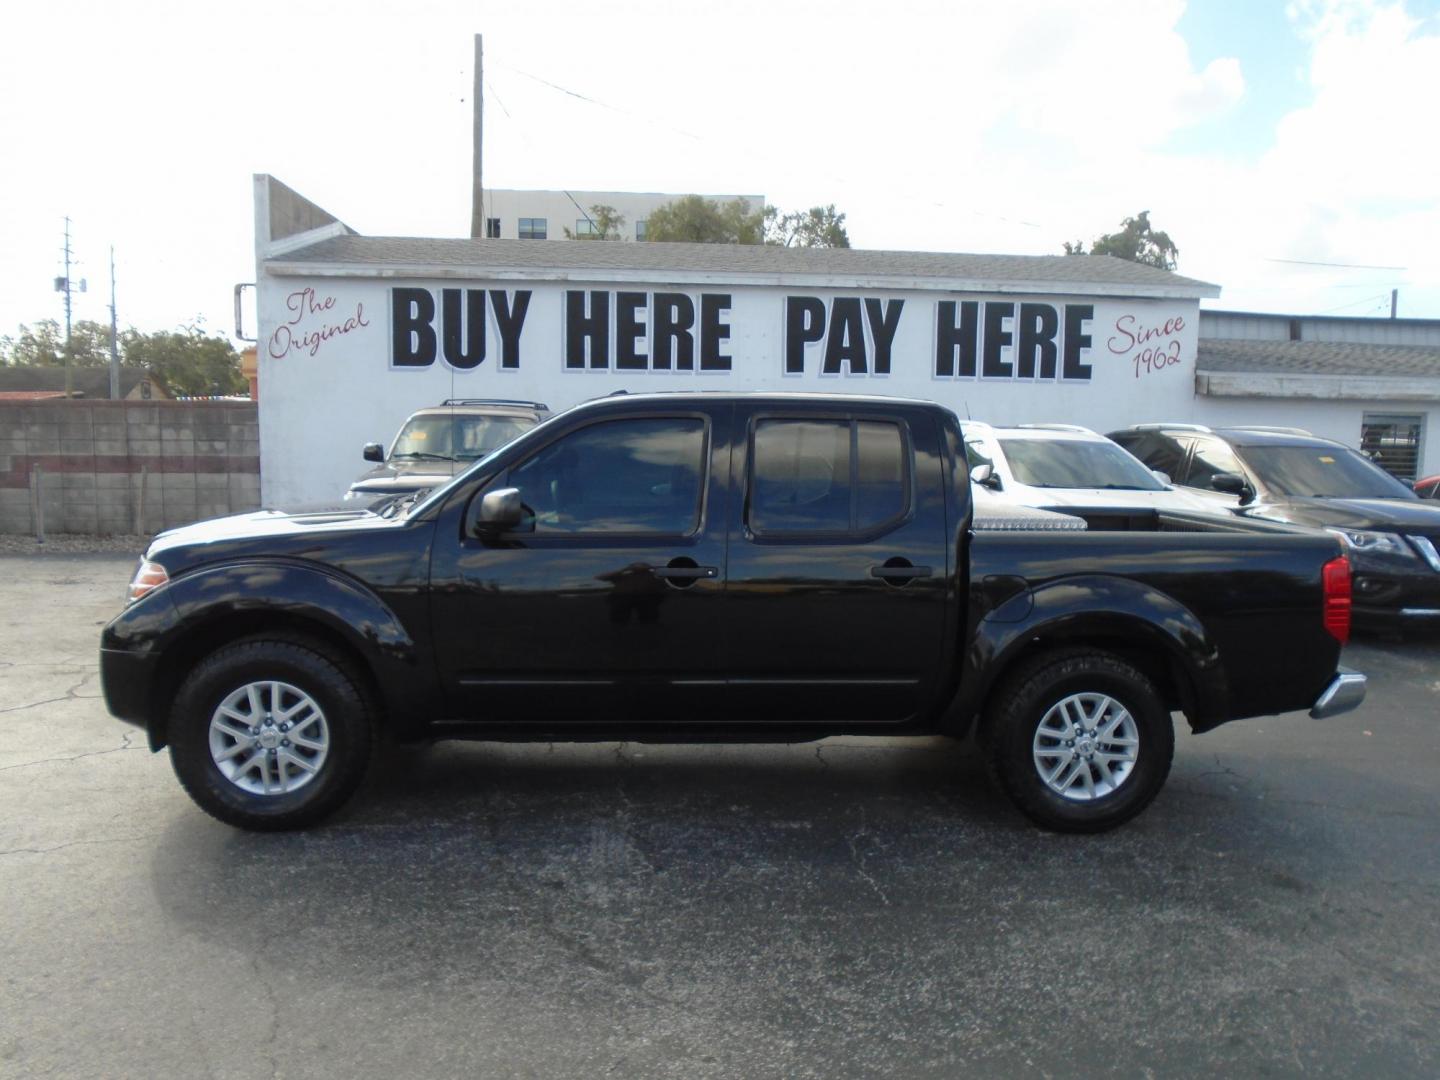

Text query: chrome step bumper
(1310, 671), (1367, 719)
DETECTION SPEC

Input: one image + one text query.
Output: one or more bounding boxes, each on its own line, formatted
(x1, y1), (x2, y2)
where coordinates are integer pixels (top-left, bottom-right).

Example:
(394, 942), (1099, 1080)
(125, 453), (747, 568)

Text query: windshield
(390, 414), (538, 461)
(999, 438), (1166, 490)
(1242, 445), (1418, 500)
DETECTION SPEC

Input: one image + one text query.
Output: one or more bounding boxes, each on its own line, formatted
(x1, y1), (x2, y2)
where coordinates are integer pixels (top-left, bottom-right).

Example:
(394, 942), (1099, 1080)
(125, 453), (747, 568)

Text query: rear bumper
(1309, 670), (1367, 719)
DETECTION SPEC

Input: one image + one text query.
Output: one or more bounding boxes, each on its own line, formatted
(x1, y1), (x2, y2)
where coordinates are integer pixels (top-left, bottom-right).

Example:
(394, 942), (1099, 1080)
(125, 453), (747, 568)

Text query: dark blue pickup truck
(101, 392), (1365, 833)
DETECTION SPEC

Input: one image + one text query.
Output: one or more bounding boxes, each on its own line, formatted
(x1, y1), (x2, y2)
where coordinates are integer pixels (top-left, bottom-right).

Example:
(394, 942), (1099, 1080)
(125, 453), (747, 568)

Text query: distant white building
(481, 190), (764, 242)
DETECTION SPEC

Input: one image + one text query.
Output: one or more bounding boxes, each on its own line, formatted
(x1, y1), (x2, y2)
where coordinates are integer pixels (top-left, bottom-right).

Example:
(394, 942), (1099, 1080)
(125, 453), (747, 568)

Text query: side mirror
(1150, 469), (1172, 485)
(971, 462), (1003, 491)
(471, 486), (525, 537)
(1211, 472), (1256, 503)
(362, 442), (384, 463)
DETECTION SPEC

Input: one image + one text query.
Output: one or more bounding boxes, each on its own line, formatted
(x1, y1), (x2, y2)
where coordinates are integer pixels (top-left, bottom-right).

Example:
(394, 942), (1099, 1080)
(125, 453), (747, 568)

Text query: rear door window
(749, 418), (910, 537)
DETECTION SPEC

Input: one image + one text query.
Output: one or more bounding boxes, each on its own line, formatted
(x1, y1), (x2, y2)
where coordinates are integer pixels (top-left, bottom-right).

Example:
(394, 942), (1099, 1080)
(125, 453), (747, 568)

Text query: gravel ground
(0, 533), (147, 555)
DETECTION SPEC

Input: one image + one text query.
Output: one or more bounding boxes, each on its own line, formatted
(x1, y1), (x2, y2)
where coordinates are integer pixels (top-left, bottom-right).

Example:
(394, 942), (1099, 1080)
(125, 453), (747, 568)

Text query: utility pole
(470, 33), (484, 238)
(109, 247), (120, 399)
(61, 218), (74, 397)
(1390, 288), (1398, 319)
(53, 217), (86, 397)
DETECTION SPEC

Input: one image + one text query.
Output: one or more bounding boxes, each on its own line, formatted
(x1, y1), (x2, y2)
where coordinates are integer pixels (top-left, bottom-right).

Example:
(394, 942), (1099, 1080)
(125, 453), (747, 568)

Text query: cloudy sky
(1, 0), (1437, 345)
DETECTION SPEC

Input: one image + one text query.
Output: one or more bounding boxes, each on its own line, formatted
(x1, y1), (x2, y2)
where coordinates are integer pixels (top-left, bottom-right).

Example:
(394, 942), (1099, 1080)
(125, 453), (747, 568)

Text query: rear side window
(749, 418), (909, 536)
(1116, 432), (1186, 481)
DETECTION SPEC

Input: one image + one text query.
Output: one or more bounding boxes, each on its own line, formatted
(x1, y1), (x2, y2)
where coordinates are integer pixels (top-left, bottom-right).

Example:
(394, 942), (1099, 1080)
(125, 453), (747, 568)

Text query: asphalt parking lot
(2, 553), (1438, 1079)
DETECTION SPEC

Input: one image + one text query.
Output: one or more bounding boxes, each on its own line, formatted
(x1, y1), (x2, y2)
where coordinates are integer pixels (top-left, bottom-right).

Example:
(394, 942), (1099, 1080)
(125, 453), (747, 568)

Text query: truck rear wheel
(168, 638), (376, 831)
(982, 649), (1174, 833)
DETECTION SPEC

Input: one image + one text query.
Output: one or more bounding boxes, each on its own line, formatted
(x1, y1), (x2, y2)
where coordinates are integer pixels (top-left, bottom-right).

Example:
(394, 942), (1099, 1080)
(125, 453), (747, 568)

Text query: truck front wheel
(982, 649), (1175, 833)
(168, 638), (376, 830)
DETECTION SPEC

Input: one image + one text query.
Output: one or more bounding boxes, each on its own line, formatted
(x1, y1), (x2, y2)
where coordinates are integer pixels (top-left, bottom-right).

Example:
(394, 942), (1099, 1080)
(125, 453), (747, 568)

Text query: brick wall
(0, 400), (260, 535)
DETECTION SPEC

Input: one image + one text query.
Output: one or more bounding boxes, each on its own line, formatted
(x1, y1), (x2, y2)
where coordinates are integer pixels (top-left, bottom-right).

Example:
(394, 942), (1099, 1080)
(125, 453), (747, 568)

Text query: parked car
(102, 392), (1363, 834)
(1110, 423), (1440, 627)
(1415, 475), (1440, 500)
(344, 398), (549, 502)
(959, 421), (1229, 516)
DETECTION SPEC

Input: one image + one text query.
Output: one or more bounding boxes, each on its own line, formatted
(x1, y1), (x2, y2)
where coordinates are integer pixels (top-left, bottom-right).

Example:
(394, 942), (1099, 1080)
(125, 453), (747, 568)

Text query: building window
(518, 217), (547, 240)
(485, 217), (501, 238)
(635, 219), (647, 242)
(1360, 413), (1424, 482)
(574, 219), (598, 237)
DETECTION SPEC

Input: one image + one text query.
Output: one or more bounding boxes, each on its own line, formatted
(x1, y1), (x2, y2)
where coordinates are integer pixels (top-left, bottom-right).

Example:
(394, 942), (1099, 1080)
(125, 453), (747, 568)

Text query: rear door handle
(864, 567), (933, 584)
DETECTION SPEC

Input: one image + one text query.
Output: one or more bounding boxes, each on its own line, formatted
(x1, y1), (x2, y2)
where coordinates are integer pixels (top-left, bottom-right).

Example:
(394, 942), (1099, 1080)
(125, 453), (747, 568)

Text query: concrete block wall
(0, 400), (260, 535)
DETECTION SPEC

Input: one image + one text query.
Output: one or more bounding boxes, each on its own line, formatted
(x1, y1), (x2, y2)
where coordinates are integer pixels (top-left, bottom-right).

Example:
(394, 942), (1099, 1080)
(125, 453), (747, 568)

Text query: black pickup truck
(101, 392), (1366, 833)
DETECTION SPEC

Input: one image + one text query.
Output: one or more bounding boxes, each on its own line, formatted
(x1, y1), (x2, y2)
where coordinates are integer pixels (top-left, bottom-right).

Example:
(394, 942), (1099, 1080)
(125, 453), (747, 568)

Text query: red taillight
(1322, 555), (1351, 644)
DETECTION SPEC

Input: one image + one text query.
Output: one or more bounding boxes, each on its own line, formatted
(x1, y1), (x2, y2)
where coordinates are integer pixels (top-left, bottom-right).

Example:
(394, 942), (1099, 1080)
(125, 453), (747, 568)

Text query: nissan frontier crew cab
(101, 393), (1367, 833)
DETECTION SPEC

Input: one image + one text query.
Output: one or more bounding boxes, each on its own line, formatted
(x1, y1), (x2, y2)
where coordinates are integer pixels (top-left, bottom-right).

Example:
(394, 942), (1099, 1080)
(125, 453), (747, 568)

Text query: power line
(484, 62), (1048, 235)
(1266, 257), (1408, 270)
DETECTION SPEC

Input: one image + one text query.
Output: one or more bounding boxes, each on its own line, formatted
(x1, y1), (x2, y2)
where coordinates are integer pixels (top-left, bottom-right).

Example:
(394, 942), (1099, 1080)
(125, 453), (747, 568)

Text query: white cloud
(0, 0), (1433, 344)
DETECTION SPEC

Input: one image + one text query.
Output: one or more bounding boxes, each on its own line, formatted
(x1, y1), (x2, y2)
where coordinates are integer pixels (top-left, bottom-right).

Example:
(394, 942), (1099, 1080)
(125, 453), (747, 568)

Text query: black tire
(981, 648), (1175, 833)
(168, 637), (376, 831)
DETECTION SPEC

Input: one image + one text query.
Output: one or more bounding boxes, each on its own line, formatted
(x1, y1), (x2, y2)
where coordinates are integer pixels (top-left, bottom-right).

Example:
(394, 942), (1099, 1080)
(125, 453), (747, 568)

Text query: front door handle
(653, 566), (718, 580)
(653, 557), (718, 589)
(870, 558), (932, 584)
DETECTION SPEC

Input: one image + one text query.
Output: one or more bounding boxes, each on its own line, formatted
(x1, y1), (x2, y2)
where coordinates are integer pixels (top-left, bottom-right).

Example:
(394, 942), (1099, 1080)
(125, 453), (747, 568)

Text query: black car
(1110, 423), (1440, 627)
(345, 398), (549, 502)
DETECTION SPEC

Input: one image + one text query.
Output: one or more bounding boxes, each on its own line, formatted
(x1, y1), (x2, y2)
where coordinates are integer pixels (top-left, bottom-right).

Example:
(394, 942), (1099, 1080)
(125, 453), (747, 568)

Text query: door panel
(429, 406), (733, 724)
(724, 405), (950, 725)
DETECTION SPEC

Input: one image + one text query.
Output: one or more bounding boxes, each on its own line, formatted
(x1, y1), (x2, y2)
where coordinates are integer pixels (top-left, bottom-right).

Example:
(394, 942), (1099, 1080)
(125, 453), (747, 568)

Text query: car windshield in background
(1000, 439), (1166, 490)
(391, 415), (538, 461)
(1243, 445), (1419, 500)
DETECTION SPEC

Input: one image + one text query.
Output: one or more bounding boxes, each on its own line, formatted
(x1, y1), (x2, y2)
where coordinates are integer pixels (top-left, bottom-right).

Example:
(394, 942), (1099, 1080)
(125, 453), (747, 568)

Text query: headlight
(1325, 528), (1415, 558)
(127, 557), (169, 602)
(1409, 535), (1440, 572)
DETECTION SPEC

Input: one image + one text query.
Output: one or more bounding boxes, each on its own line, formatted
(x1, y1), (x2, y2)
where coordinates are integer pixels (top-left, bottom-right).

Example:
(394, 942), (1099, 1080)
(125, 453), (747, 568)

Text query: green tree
(1064, 210), (1179, 270)
(642, 195), (765, 244)
(122, 324), (246, 396)
(0, 319), (115, 367)
(763, 204), (851, 248)
(563, 203), (627, 240)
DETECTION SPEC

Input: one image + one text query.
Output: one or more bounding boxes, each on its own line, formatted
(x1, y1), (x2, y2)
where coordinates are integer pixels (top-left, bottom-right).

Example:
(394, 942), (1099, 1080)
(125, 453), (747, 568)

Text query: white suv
(960, 422), (1228, 515)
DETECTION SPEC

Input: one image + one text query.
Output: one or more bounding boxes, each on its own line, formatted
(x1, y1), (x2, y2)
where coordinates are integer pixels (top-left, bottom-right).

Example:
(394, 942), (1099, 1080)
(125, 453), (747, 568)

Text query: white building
(250, 175), (1440, 507)
(1191, 310), (1440, 483)
(481, 189), (764, 242)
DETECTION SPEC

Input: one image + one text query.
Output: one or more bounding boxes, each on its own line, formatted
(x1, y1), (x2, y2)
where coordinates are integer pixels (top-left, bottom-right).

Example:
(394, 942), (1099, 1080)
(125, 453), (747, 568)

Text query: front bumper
(1309, 670), (1367, 719)
(1349, 553), (1440, 625)
(100, 647), (157, 732)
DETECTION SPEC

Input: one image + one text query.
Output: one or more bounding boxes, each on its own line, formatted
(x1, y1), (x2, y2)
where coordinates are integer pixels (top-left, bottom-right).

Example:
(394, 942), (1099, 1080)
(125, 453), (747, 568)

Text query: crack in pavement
(0, 671), (104, 715)
(0, 731), (140, 772)
(249, 954), (282, 1080)
(847, 806), (891, 906)
(0, 832), (159, 857)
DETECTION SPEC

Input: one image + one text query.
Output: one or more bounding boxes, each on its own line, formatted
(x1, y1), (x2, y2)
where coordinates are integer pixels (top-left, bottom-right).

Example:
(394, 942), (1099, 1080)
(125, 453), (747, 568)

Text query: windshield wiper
(391, 451), (454, 462)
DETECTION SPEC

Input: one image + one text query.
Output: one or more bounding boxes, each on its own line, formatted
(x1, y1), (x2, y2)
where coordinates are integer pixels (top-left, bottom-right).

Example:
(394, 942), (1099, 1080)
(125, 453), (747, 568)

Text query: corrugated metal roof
(268, 235), (1219, 297)
(1196, 339), (1440, 377)
(1199, 309), (1440, 347)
